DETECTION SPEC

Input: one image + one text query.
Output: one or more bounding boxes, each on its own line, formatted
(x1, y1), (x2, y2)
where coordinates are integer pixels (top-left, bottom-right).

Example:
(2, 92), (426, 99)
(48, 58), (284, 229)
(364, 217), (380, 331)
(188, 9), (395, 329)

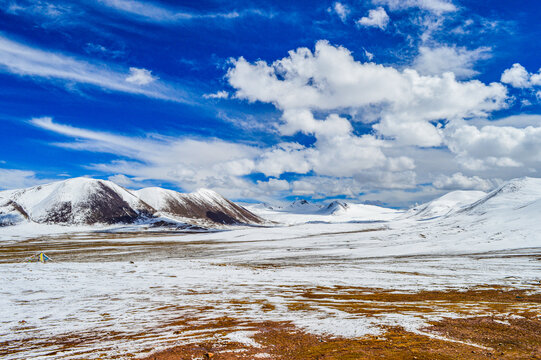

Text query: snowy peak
(284, 199), (323, 213)
(0, 178), (265, 227)
(322, 200), (349, 214)
(0, 177), (155, 225)
(134, 187), (264, 225)
(407, 190), (487, 220)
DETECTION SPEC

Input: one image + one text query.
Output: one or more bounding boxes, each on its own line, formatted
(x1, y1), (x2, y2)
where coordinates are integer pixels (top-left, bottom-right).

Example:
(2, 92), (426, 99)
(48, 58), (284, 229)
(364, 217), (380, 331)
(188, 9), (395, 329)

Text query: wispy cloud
(0, 35), (189, 102)
(0, 168), (54, 190)
(203, 90), (229, 99)
(97, 0), (274, 23)
(30, 117), (263, 197)
(5, 1), (73, 19)
(373, 0), (457, 14)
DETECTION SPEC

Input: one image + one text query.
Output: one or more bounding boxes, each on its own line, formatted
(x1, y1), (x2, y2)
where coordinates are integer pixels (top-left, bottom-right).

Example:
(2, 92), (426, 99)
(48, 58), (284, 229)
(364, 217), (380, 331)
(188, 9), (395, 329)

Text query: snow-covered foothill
(246, 199), (402, 225)
(405, 190), (487, 220)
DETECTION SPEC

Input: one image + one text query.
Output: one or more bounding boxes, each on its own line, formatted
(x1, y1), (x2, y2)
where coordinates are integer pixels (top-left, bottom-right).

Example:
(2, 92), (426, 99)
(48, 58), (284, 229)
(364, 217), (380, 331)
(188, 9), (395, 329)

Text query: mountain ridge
(0, 177), (264, 228)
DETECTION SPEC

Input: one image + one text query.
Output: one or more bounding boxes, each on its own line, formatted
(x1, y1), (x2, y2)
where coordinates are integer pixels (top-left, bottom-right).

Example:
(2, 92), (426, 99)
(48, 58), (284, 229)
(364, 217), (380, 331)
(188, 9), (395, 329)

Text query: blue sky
(1, 0), (541, 206)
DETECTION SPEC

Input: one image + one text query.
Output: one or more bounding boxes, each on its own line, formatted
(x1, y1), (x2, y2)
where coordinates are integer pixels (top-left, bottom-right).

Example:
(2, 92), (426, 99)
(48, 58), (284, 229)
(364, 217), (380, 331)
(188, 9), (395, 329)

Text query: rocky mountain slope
(0, 177), (155, 225)
(135, 187), (265, 225)
(0, 177), (264, 227)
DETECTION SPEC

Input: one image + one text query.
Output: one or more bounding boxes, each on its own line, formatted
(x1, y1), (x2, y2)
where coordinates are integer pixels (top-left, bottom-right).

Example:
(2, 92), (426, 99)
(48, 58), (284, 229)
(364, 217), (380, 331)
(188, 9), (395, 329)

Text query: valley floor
(1, 221), (540, 359)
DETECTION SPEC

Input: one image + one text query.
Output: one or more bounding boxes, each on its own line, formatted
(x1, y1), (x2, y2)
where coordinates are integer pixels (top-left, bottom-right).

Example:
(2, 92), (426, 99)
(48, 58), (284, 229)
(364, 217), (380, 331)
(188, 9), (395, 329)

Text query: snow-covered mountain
(0, 177), (264, 228)
(284, 199), (324, 213)
(134, 187), (265, 225)
(403, 177), (541, 227)
(458, 177), (541, 217)
(0, 177), (155, 226)
(246, 199), (401, 225)
(0, 198), (29, 226)
(405, 190), (487, 220)
(321, 201), (400, 220)
(321, 200), (349, 215)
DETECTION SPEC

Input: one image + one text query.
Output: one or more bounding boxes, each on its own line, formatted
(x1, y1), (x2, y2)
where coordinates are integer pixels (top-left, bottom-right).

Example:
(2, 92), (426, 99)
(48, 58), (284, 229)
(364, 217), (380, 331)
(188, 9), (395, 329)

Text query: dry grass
(139, 287), (541, 360)
(141, 318), (541, 359)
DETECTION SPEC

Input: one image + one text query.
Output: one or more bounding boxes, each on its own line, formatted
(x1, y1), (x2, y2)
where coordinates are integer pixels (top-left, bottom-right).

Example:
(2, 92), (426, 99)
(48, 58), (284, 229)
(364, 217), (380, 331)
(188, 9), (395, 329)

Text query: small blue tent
(25, 252), (52, 263)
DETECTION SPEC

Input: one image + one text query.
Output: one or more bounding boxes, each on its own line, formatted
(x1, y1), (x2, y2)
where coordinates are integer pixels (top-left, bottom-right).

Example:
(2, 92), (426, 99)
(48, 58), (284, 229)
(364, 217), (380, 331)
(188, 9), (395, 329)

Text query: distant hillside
(0, 177), (264, 228)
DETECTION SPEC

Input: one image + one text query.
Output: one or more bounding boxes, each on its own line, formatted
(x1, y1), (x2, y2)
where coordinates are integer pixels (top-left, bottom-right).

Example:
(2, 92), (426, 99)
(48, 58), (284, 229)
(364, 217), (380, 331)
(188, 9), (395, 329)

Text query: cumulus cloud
(253, 112), (389, 177)
(444, 120), (541, 170)
(373, 0), (457, 14)
(330, 2), (350, 22)
(227, 40), (507, 147)
(413, 45), (491, 78)
(0, 35), (187, 102)
(257, 178), (290, 192)
(31, 116), (421, 199)
(291, 177), (363, 197)
(433, 172), (495, 191)
(357, 7), (389, 30)
(500, 63), (541, 89)
(125, 67), (157, 85)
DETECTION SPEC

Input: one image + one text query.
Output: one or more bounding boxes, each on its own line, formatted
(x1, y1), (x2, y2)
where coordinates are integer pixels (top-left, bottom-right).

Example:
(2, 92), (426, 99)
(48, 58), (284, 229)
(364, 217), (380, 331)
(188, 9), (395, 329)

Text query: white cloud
(254, 113), (388, 177)
(373, 0), (457, 14)
(354, 170), (417, 189)
(291, 177), (361, 197)
(413, 45), (491, 79)
(358, 185), (445, 208)
(31, 116), (419, 199)
(31, 114), (540, 204)
(255, 142), (313, 177)
(106, 174), (148, 188)
(469, 114), (541, 128)
(257, 178), (290, 192)
(125, 67), (157, 85)
(444, 120), (541, 171)
(500, 63), (541, 89)
(203, 90), (229, 99)
(330, 2), (350, 22)
(433, 172), (495, 191)
(227, 40), (507, 147)
(363, 48), (374, 61)
(30, 117), (262, 197)
(6, 1), (71, 19)
(357, 7), (389, 30)
(501, 63), (531, 88)
(0, 35), (186, 102)
(0, 169), (53, 190)
(97, 0), (272, 22)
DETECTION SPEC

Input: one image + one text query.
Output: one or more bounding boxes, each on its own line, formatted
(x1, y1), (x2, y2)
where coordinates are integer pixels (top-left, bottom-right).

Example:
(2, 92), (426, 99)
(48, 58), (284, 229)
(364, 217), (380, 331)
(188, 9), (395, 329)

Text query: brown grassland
(136, 287), (541, 360)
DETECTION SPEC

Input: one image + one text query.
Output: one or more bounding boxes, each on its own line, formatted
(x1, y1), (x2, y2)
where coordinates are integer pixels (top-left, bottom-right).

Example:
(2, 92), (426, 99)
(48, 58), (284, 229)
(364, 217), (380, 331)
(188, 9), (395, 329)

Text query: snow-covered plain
(1, 177), (541, 359)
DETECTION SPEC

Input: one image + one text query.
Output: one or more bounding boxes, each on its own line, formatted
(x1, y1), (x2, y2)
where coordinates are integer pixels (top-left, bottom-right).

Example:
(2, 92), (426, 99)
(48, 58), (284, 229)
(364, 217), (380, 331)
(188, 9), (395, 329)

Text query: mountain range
(0, 177), (265, 228)
(1, 176), (541, 237)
